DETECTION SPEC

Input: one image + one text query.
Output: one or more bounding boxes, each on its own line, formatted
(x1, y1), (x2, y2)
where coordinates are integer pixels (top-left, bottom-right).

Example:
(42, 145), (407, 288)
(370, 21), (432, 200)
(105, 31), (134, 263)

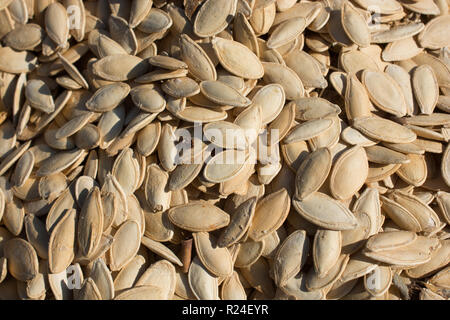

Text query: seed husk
(109, 220), (141, 271)
(4, 238), (39, 281)
(330, 146), (368, 200)
(188, 256), (219, 300)
(292, 192), (358, 231)
(48, 209), (76, 274)
(412, 65), (439, 115)
(0, 0), (447, 302)
(353, 117), (417, 144)
(248, 188), (290, 241)
(193, 0), (237, 37)
(273, 230), (309, 287)
(193, 232), (233, 277)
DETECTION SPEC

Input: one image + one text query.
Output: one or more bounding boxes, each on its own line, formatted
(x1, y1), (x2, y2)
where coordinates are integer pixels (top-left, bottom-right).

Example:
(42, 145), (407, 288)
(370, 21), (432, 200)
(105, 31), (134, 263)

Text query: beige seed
(109, 220), (141, 271)
(193, 0), (237, 37)
(201, 81), (250, 107)
(48, 209), (76, 274)
(267, 17), (306, 49)
(44, 2), (69, 47)
(292, 192), (357, 230)
(273, 230), (309, 287)
(193, 232), (233, 277)
(412, 65), (439, 115)
(248, 188), (290, 241)
(4, 238), (39, 281)
(168, 201), (230, 232)
(25, 79), (55, 114)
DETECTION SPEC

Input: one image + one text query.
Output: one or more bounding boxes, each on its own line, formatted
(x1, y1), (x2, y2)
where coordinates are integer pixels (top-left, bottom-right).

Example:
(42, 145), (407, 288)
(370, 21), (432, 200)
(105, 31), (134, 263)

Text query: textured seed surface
(0, 0), (447, 302)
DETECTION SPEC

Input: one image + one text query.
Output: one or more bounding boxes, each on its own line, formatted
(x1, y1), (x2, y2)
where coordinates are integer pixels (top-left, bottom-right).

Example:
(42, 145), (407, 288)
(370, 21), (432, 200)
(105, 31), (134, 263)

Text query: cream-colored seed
(0, 0), (447, 302)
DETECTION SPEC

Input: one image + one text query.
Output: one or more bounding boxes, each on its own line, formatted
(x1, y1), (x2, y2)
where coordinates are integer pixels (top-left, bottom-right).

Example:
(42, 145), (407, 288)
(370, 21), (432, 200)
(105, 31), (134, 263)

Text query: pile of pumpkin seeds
(0, 0), (449, 300)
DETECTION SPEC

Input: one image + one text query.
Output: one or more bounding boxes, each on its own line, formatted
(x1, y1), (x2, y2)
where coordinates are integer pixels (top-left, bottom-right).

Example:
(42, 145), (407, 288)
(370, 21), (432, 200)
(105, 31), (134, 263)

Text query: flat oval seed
(144, 164), (171, 213)
(380, 196), (421, 232)
(252, 84), (285, 124)
(193, 232), (233, 277)
(363, 236), (439, 267)
(109, 220), (141, 271)
(92, 54), (149, 81)
(179, 34), (217, 81)
(25, 79), (55, 113)
(4, 23), (44, 51)
(273, 230), (309, 287)
(204, 121), (247, 150)
(285, 50), (328, 89)
(341, 1), (370, 47)
(77, 188), (103, 258)
(371, 23), (424, 43)
(97, 34), (128, 58)
(108, 15), (138, 55)
(4, 238), (38, 281)
(362, 70), (407, 117)
(396, 154), (427, 186)
(57, 52), (89, 89)
(204, 149), (248, 183)
(45, 3), (69, 47)
(148, 55), (187, 70)
(24, 214), (49, 260)
(248, 188), (290, 241)
(162, 77), (200, 99)
(168, 202), (230, 232)
(200, 80), (251, 107)
(412, 65), (439, 115)
(292, 192), (358, 230)
(418, 15), (450, 50)
(130, 85), (166, 113)
(112, 148), (140, 196)
(391, 192), (441, 233)
(188, 256), (219, 300)
(211, 38), (264, 79)
(138, 8), (172, 33)
(37, 149), (85, 177)
(54, 112), (95, 140)
(365, 145), (410, 165)
(382, 38), (423, 62)
(90, 258), (115, 300)
(48, 209), (76, 274)
(284, 118), (333, 144)
(176, 106), (228, 123)
(12, 150), (34, 187)
(137, 122), (161, 157)
(141, 237), (183, 266)
(405, 240), (450, 279)
(366, 231), (417, 252)
(313, 229), (341, 278)
(330, 146), (368, 200)
(353, 117), (416, 144)
(262, 62), (304, 100)
(295, 147), (331, 200)
(86, 83), (130, 112)
(193, 0), (237, 37)
(75, 124), (101, 150)
(267, 17), (306, 49)
(218, 197), (257, 247)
